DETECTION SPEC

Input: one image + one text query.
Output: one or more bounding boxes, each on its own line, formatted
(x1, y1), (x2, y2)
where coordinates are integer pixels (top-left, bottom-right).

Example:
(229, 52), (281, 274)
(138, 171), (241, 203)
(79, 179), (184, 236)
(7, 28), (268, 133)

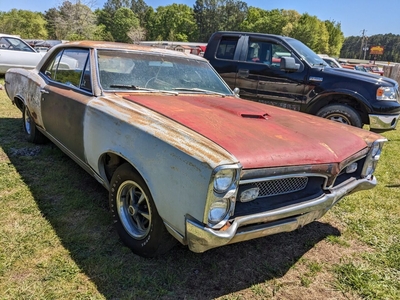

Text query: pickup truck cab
(204, 31), (400, 131)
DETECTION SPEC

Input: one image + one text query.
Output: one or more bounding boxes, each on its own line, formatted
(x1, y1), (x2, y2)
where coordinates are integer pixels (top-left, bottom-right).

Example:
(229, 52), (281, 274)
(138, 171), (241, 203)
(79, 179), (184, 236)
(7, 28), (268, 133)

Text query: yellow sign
(370, 46), (384, 55)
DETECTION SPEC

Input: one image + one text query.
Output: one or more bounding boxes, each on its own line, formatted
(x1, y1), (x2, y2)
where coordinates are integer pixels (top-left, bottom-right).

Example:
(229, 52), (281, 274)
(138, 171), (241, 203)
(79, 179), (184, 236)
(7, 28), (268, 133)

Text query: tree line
(0, 0), (399, 61)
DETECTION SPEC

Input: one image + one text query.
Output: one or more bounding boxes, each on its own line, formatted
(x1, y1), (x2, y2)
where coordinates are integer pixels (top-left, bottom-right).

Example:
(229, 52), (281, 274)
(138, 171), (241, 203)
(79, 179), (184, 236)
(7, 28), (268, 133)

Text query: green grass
(0, 76), (399, 299)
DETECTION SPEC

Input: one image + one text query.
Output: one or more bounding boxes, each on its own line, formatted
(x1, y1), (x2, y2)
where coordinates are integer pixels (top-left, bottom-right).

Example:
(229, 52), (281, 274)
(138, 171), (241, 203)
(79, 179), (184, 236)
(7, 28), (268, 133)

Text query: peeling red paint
(123, 94), (380, 169)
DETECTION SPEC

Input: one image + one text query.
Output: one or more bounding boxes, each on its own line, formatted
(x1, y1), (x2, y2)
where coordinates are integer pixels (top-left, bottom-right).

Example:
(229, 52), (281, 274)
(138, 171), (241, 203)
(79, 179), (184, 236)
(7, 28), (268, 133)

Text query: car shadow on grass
(1, 116), (341, 300)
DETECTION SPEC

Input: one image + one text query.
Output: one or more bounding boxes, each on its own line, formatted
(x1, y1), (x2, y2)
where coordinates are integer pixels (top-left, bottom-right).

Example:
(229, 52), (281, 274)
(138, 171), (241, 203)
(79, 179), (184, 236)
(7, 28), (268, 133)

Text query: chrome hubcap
(116, 180), (151, 239)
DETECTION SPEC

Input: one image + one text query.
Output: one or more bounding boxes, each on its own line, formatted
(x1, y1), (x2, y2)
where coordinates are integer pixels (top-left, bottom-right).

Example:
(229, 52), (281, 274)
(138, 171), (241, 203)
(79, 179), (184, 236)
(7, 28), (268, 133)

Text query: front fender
(305, 88), (373, 115)
(83, 97), (238, 237)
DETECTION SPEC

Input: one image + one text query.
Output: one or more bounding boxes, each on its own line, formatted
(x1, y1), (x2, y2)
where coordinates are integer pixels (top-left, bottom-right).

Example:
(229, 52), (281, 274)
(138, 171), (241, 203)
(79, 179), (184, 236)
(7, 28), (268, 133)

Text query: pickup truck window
(246, 38), (294, 67)
(216, 36), (238, 60)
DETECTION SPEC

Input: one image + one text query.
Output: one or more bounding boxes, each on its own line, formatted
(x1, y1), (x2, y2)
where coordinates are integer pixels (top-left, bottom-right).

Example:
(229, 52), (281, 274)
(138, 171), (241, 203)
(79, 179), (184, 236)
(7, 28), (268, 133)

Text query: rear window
(216, 37), (239, 60)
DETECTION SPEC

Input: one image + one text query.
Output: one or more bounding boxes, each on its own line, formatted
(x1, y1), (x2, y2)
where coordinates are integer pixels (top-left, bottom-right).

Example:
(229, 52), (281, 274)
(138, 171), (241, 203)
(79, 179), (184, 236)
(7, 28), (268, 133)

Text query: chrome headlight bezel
(361, 139), (387, 178)
(376, 86), (398, 101)
(204, 164), (241, 229)
(213, 168), (236, 193)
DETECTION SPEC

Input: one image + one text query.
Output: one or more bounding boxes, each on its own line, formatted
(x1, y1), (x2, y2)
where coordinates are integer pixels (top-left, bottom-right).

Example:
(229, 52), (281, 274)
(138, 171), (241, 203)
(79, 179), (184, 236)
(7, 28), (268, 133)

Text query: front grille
(234, 176), (325, 217)
(252, 176), (308, 198)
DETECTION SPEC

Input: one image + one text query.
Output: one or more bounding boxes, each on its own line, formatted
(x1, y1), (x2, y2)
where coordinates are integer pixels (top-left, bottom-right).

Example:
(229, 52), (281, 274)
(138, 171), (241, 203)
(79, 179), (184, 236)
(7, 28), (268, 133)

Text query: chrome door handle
(40, 89), (49, 94)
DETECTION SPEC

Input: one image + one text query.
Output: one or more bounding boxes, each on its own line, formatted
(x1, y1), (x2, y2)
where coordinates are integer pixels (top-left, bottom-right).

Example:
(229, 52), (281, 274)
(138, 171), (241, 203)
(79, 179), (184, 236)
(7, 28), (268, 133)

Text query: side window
(216, 37), (238, 60)
(246, 39), (273, 64)
(0, 37), (35, 52)
(42, 48), (90, 91)
(271, 44), (292, 67)
(44, 51), (62, 79)
(0, 37), (9, 50)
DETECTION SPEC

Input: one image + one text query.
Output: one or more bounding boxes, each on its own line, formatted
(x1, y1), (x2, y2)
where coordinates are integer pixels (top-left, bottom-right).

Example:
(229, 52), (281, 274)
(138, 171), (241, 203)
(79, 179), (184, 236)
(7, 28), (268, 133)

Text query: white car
(318, 54), (342, 68)
(0, 33), (44, 74)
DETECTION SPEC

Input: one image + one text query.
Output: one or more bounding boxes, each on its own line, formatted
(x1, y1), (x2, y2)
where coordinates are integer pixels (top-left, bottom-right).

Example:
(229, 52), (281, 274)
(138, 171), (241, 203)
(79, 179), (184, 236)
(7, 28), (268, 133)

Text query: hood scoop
(241, 113), (270, 119)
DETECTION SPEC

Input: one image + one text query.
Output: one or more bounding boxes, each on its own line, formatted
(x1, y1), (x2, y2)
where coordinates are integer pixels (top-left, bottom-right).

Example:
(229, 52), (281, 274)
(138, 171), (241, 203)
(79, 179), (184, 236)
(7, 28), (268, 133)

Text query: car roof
(55, 40), (205, 61)
(213, 31), (295, 42)
(0, 33), (22, 38)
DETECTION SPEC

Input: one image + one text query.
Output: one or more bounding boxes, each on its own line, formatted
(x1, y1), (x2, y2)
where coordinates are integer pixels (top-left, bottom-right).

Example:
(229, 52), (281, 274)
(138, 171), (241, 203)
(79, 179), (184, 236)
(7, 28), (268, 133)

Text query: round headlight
(370, 142), (382, 158)
(213, 169), (235, 193)
(208, 198), (229, 224)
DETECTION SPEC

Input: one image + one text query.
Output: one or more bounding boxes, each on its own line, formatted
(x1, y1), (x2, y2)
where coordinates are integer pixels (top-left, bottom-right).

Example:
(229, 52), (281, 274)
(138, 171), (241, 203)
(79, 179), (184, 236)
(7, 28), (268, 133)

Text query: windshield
(286, 39), (329, 67)
(97, 50), (233, 95)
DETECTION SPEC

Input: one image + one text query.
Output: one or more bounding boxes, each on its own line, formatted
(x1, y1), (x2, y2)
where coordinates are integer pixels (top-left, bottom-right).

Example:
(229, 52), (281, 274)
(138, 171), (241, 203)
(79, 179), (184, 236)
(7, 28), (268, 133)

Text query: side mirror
(280, 57), (300, 72)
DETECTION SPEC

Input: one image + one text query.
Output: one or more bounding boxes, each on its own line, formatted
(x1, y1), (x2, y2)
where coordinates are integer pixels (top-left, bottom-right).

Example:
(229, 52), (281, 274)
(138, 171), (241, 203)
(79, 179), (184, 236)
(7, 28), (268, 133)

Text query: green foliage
(325, 20), (345, 57)
(194, 0), (248, 42)
(112, 7), (140, 42)
(0, 9), (48, 39)
(44, 1), (97, 40)
(290, 13), (329, 54)
(130, 0), (149, 26)
(147, 4), (197, 42)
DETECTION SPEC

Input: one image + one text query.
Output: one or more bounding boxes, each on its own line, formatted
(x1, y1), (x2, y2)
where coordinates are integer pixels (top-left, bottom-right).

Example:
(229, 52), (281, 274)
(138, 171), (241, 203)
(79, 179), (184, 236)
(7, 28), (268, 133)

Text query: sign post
(369, 46), (384, 64)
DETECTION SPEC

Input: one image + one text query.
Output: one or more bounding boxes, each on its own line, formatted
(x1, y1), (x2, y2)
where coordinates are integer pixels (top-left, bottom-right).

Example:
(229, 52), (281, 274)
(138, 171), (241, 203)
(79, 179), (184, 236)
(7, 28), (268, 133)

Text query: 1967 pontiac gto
(5, 41), (386, 257)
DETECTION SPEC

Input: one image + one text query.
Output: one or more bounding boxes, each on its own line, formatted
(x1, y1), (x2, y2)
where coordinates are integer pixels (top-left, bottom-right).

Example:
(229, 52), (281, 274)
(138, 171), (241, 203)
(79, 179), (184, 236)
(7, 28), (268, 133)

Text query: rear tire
(109, 163), (177, 257)
(316, 104), (363, 128)
(23, 105), (46, 144)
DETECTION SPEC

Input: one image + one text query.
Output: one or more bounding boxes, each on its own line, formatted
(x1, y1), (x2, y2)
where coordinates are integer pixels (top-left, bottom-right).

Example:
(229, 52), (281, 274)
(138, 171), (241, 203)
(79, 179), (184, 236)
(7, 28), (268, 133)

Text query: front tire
(316, 104), (363, 128)
(109, 163), (176, 257)
(23, 105), (46, 143)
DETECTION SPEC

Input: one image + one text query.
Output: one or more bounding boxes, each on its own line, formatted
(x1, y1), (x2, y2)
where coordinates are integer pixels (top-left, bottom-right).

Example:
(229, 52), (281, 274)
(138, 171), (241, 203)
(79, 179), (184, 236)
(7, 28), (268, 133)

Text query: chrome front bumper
(186, 176), (376, 253)
(369, 113), (399, 130)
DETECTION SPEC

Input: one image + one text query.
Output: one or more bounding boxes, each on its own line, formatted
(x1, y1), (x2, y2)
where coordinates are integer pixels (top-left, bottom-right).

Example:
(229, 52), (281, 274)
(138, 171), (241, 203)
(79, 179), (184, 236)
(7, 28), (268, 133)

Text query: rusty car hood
(123, 94), (380, 169)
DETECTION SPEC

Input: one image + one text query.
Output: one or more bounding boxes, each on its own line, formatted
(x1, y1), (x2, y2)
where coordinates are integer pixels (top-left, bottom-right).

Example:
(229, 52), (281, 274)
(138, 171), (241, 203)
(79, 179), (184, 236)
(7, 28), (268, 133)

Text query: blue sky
(1, 0), (399, 37)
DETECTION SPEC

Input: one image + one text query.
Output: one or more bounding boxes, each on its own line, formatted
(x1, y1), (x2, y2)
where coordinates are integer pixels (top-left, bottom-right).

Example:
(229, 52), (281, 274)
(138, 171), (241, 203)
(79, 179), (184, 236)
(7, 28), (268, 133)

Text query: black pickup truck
(204, 31), (400, 131)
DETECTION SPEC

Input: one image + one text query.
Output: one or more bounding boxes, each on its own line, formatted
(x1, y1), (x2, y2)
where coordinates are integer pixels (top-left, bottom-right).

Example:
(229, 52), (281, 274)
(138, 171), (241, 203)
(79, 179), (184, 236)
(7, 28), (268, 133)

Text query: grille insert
(252, 177), (308, 198)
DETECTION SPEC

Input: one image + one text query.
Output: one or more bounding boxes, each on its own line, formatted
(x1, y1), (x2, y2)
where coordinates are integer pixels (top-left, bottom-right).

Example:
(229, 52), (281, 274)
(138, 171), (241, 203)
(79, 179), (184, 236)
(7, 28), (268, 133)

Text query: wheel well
(308, 94), (369, 125)
(13, 96), (25, 112)
(101, 152), (131, 183)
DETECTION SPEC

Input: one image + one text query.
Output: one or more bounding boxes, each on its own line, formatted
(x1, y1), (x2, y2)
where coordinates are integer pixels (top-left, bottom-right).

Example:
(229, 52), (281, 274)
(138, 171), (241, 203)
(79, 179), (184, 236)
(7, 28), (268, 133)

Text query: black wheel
(23, 105), (46, 143)
(109, 163), (177, 257)
(316, 104), (363, 128)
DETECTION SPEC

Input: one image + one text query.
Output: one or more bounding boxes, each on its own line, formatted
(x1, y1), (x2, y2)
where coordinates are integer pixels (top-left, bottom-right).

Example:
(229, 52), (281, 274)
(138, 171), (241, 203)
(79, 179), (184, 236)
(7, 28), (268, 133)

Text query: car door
(241, 36), (307, 111)
(39, 47), (93, 162)
(0, 36), (42, 73)
(208, 34), (240, 89)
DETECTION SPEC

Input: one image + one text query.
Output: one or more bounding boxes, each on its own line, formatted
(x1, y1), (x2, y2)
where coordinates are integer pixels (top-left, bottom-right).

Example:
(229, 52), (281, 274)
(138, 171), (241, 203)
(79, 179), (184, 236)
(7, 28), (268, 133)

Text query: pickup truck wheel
(23, 106), (46, 143)
(316, 104), (363, 128)
(109, 163), (176, 257)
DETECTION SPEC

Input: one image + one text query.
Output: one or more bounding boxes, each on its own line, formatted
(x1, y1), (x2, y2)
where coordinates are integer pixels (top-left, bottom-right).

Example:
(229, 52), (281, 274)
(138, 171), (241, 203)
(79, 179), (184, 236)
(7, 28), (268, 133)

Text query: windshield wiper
(108, 84), (178, 95)
(109, 84), (139, 89)
(172, 87), (226, 97)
